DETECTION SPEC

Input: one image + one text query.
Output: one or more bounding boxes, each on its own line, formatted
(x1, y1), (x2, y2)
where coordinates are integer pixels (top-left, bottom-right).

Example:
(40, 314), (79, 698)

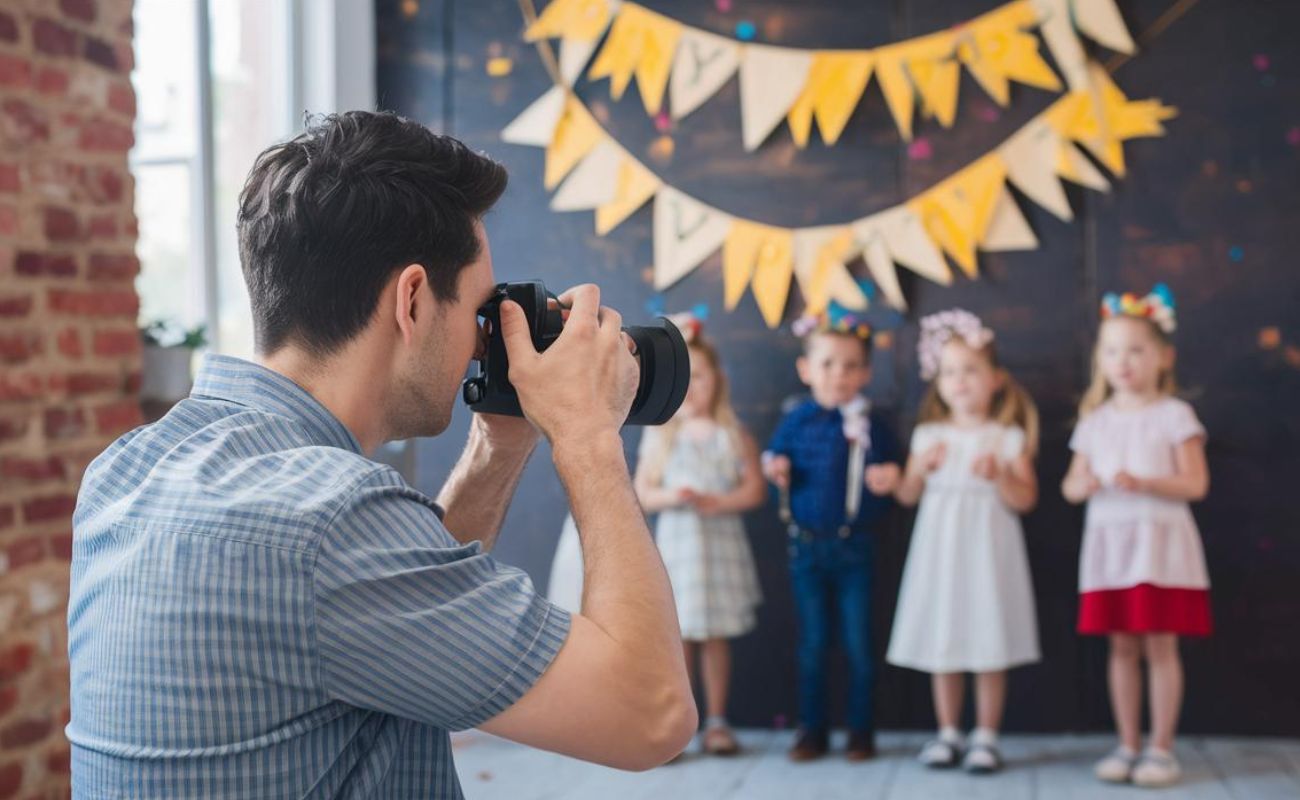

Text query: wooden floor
(450, 730), (1300, 799)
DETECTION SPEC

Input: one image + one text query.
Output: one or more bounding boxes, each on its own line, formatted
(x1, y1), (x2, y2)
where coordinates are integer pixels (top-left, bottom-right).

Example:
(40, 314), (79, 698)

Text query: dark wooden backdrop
(376, 0), (1300, 735)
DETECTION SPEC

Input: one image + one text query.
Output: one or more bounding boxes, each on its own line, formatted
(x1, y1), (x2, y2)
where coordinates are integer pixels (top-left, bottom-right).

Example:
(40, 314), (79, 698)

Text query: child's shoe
(1094, 746), (1139, 783)
(787, 728), (829, 762)
(1132, 748), (1182, 788)
(845, 729), (876, 762)
(963, 728), (1003, 774)
(918, 727), (963, 768)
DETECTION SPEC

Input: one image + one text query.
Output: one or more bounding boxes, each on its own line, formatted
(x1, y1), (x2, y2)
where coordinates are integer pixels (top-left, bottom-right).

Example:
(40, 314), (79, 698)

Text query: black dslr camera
(462, 281), (690, 426)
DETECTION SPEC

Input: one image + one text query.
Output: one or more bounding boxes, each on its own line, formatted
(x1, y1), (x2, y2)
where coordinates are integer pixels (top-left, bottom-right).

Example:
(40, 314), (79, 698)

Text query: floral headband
(1100, 283), (1176, 334)
(791, 304), (872, 341)
(665, 311), (705, 343)
(917, 308), (995, 381)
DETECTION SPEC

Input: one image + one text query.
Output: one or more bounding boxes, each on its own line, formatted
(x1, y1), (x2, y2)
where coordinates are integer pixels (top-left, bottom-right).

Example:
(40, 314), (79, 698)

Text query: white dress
(887, 422), (1041, 673)
(653, 424), (762, 641)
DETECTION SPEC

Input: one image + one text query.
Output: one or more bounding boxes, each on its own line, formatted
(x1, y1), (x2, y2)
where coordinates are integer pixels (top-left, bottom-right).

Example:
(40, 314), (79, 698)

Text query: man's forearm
(436, 423), (536, 550)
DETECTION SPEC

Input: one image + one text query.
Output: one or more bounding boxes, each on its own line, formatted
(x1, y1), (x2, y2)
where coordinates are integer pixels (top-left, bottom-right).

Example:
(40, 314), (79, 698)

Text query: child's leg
(790, 564), (832, 733)
(682, 641), (699, 696)
(835, 558), (874, 733)
(1108, 634), (1143, 752)
(1144, 634), (1183, 752)
(931, 673), (964, 732)
(701, 638), (732, 721)
(974, 670), (1007, 733)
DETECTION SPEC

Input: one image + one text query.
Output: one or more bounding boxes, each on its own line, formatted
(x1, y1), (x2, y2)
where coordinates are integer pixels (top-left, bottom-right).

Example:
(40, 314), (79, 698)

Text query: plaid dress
(654, 424), (762, 640)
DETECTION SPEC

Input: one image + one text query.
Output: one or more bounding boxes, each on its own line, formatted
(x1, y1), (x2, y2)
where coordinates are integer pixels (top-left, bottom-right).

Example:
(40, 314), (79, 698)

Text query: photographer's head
(237, 111), (507, 442)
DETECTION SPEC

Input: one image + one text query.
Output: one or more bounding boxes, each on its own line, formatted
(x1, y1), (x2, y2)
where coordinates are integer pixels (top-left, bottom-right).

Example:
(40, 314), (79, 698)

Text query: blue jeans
(788, 533), (875, 733)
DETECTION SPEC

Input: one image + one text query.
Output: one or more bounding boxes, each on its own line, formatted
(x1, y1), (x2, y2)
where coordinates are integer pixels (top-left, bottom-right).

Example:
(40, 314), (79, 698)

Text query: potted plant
(140, 319), (208, 402)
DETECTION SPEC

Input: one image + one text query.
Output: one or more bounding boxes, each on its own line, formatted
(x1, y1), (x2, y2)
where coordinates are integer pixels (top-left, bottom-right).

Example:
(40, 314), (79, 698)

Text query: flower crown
(791, 303), (872, 341)
(917, 308), (995, 381)
(1100, 283), (1176, 334)
(665, 311), (704, 343)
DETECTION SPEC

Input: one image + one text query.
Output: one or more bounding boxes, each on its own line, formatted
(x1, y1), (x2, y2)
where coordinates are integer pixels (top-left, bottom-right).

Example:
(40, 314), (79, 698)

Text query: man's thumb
(498, 300), (536, 360)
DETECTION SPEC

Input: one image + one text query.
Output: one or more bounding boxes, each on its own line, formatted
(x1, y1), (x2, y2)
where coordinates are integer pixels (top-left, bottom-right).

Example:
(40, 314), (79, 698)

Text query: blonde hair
(638, 336), (744, 486)
(1078, 316), (1178, 418)
(916, 340), (1040, 455)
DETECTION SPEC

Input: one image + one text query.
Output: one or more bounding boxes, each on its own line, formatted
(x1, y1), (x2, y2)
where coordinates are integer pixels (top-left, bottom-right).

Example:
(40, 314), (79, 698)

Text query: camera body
(462, 280), (689, 426)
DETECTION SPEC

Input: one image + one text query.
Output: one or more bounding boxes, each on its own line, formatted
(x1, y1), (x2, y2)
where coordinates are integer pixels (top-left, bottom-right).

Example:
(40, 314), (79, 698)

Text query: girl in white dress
(634, 315), (765, 756)
(888, 309), (1040, 774)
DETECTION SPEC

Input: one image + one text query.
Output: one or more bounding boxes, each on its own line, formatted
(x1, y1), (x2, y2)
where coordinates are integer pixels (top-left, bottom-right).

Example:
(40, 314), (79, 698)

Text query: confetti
(735, 20), (757, 41)
(1258, 327), (1281, 349)
(1287, 127), (1300, 147)
(486, 57), (513, 77)
(715, 0), (733, 12)
(1253, 54), (1270, 71)
(1229, 245), (1244, 262)
(648, 134), (675, 162)
(645, 294), (666, 315)
(401, 0), (419, 18)
(654, 110), (672, 133)
(691, 302), (710, 320)
(907, 137), (933, 160)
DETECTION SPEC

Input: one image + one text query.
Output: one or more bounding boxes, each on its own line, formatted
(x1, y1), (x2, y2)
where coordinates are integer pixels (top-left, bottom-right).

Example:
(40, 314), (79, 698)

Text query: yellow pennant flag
(588, 3), (683, 116)
(723, 220), (793, 328)
(908, 153), (1007, 278)
(787, 52), (874, 148)
(794, 227), (860, 315)
(909, 56), (961, 128)
(1045, 69), (1176, 178)
(956, 0), (1058, 105)
(544, 98), (603, 189)
(876, 32), (953, 140)
(525, 0), (613, 43)
(594, 158), (662, 235)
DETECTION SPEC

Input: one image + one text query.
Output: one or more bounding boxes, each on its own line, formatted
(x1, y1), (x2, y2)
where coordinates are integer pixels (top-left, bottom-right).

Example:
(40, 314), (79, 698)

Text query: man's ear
(393, 264), (427, 346)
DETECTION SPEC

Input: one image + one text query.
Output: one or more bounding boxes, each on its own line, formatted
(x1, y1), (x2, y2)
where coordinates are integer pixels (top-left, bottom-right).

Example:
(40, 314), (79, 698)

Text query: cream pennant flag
(792, 226), (868, 315)
(723, 220), (794, 326)
(653, 186), (732, 290)
(739, 44), (813, 151)
(544, 98), (603, 189)
(550, 139), (623, 211)
(595, 157), (661, 234)
(670, 27), (742, 120)
(1057, 140), (1110, 191)
(1032, 0), (1090, 90)
(559, 38), (600, 86)
(854, 207), (952, 285)
(501, 86), (567, 146)
(1001, 117), (1073, 220)
(787, 51), (874, 147)
(859, 231), (907, 309)
(1073, 0), (1136, 55)
(982, 187), (1039, 251)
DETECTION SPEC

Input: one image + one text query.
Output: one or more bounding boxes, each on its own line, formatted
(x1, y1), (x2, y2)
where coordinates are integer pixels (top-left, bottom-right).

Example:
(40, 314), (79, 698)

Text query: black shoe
(846, 730), (877, 761)
(788, 729), (829, 762)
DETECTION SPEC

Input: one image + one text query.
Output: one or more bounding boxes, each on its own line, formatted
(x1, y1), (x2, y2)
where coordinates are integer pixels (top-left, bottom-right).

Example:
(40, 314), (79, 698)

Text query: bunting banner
(502, 63), (1176, 326)
(524, 0), (1138, 148)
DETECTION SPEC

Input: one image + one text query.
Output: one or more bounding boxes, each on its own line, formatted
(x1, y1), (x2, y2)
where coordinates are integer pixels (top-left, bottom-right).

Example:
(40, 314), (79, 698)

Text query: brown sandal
(703, 725), (741, 756)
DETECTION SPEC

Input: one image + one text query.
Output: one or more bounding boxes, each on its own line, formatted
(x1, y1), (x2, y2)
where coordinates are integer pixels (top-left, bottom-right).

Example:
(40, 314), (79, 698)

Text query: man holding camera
(66, 111), (696, 798)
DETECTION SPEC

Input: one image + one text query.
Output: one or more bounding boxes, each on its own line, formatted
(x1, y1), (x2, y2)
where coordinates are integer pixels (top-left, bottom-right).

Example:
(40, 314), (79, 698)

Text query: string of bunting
(524, 0), (1138, 148)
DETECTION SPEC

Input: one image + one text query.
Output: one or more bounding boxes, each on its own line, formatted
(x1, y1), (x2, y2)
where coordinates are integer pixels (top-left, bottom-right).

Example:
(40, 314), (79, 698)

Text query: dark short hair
(801, 329), (873, 363)
(237, 111), (508, 355)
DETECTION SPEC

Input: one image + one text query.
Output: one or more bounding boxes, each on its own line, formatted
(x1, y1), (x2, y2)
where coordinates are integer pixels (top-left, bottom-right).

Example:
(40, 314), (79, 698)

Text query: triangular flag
(1046, 69), (1176, 179)
(739, 45), (813, 151)
(588, 3), (682, 115)
(909, 55), (961, 128)
(595, 157), (661, 234)
(501, 87), (567, 146)
(551, 139), (623, 211)
(875, 32), (952, 139)
(670, 28), (742, 120)
(981, 187), (1039, 251)
(787, 52), (874, 147)
(1032, 0), (1090, 90)
(908, 153), (1007, 278)
(559, 37), (601, 86)
(525, 0), (616, 42)
(859, 231), (907, 309)
(1072, 0), (1136, 55)
(1001, 117), (1073, 220)
(874, 53), (916, 140)
(544, 98), (603, 189)
(723, 220), (793, 326)
(854, 207), (952, 285)
(958, 1), (1060, 105)
(793, 226), (867, 315)
(1056, 140), (1110, 191)
(653, 187), (732, 290)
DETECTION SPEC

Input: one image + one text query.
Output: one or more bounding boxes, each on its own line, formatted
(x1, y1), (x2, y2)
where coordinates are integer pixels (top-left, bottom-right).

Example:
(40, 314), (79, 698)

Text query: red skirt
(1078, 583), (1213, 637)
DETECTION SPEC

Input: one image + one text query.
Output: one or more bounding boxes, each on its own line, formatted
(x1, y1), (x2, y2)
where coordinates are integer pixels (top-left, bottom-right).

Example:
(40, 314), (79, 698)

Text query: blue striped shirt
(67, 354), (570, 799)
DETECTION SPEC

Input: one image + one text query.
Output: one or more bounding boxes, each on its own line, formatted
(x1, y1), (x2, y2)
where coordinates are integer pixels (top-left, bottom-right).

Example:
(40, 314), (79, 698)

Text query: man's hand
(499, 284), (638, 449)
(762, 453), (791, 489)
(471, 411), (540, 454)
(865, 463), (901, 496)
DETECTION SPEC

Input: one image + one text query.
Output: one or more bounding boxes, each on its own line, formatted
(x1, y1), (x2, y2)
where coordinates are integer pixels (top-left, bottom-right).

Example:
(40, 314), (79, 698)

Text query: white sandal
(1132, 749), (1182, 788)
(1094, 747), (1139, 783)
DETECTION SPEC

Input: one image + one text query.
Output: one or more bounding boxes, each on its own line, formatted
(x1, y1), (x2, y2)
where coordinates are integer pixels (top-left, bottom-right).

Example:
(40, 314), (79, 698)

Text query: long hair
(638, 336), (743, 486)
(1078, 316), (1178, 418)
(917, 340), (1040, 455)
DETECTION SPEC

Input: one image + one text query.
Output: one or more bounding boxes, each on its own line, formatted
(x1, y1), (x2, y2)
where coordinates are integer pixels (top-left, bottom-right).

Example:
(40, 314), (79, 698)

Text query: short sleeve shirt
(67, 354), (571, 799)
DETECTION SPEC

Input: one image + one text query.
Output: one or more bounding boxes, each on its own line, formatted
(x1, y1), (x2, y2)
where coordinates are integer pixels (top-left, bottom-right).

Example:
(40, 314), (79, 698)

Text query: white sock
(970, 727), (998, 747)
(705, 715), (728, 731)
(938, 726), (961, 744)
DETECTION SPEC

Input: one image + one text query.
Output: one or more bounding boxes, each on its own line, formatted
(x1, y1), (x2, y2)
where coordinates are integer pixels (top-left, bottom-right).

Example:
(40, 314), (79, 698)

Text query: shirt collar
(190, 354), (364, 455)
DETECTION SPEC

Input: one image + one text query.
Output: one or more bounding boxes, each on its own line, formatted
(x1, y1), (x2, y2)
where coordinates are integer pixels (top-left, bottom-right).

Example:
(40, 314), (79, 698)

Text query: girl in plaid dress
(635, 315), (765, 756)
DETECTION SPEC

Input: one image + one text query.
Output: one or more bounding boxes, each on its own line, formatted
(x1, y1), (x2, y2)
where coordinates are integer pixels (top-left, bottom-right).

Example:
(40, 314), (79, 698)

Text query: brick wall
(0, 0), (138, 797)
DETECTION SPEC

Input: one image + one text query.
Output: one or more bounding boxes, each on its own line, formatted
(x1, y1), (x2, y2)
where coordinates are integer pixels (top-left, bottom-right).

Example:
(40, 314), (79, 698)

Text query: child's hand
(909, 442), (947, 477)
(971, 453), (1002, 481)
(1113, 471), (1146, 493)
(762, 453), (792, 489)
(676, 487), (699, 508)
(689, 493), (726, 516)
(1066, 469), (1102, 500)
(865, 463), (901, 496)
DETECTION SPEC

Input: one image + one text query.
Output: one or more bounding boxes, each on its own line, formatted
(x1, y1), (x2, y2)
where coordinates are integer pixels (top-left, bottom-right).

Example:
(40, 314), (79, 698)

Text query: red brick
(0, 417), (26, 443)
(125, 369), (142, 394)
(0, 374), (42, 402)
(78, 119), (133, 152)
(0, 761), (22, 798)
(0, 716), (53, 749)
(0, 12), (18, 44)
(2, 99), (51, 145)
(45, 744), (71, 775)
(15, 252), (77, 278)
(94, 400), (142, 435)
(0, 54), (31, 90)
(43, 408), (85, 440)
(0, 164), (18, 193)
(0, 686), (17, 717)
(0, 332), (41, 363)
(0, 643), (34, 681)
(21, 494), (77, 524)
(43, 207), (80, 242)
(0, 206), (16, 236)
(114, 41), (135, 72)
(49, 533), (73, 561)
(87, 214), (117, 239)
(87, 252), (136, 281)
(35, 67), (69, 96)
(83, 36), (118, 70)
(0, 295), (32, 317)
(3, 537), (47, 570)
(87, 166), (125, 203)
(56, 327), (82, 358)
(33, 18), (78, 58)
(64, 371), (119, 396)
(107, 81), (135, 116)
(0, 506), (13, 529)
(2, 457), (66, 484)
(60, 0), (96, 23)
(48, 289), (137, 317)
(92, 329), (140, 357)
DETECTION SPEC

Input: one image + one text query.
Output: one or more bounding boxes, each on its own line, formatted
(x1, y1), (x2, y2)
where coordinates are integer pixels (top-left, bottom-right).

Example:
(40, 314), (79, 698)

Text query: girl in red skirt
(1062, 284), (1210, 789)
